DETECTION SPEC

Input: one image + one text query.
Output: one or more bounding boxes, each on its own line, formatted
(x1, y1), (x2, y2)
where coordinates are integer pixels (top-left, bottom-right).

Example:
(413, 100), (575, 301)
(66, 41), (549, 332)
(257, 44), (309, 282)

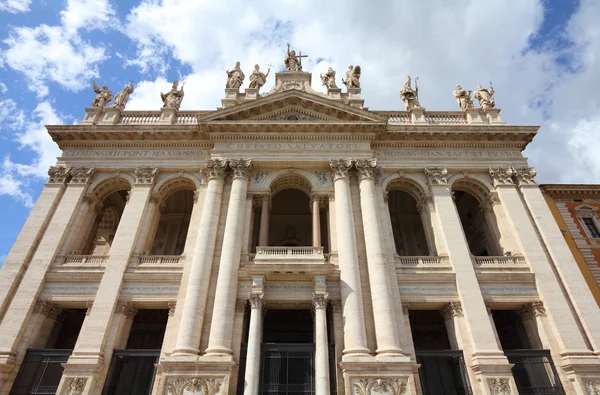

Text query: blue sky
(0, 0), (599, 264)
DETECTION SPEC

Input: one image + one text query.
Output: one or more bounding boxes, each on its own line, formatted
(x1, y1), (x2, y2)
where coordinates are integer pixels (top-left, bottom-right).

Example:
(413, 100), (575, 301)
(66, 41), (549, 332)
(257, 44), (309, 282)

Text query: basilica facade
(1, 55), (600, 395)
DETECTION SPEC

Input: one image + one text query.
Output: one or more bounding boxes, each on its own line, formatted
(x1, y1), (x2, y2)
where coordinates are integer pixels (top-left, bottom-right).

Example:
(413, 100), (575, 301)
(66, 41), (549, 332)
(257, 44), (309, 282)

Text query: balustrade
(473, 256), (521, 265)
(134, 255), (185, 265)
(62, 255), (108, 266)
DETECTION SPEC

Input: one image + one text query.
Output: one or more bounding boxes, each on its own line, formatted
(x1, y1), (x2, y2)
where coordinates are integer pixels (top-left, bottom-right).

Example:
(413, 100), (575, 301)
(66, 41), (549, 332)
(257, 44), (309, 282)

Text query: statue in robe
(248, 64), (270, 91)
(474, 84), (495, 109)
(400, 75), (421, 110)
(110, 81), (134, 110)
(285, 43), (302, 71)
(342, 65), (361, 89)
(91, 80), (113, 110)
(160, 80), (185, 110)
(453, 85), (474, 111)
(226, 61), (245, 89)
(320, 67), (338, 89)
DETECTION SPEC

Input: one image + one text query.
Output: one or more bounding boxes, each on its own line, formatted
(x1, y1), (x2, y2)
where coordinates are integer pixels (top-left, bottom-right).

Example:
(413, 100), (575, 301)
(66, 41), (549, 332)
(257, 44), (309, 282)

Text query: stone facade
(0, 68), (599, 395)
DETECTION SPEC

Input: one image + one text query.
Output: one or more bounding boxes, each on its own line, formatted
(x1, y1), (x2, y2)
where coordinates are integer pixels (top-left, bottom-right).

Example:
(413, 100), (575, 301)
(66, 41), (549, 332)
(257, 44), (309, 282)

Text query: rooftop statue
(110, 81), (135, 111)
(400, 75), (422, 110)
(248, 64), (270, 91)
(91, 80), (113, 110)
(285, 43), (303, 71)
(226, 61), (245, 89)
(342, 65), (361, 89)
(453, 85), (474, 111)
(320, 67), (338, 89)
(161, 80), (185, 110)
(474, 83), (495, 109)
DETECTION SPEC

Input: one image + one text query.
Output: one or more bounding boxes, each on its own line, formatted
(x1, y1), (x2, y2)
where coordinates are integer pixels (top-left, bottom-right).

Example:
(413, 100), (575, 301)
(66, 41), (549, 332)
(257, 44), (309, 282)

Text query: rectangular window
(583, 217), (600, 238)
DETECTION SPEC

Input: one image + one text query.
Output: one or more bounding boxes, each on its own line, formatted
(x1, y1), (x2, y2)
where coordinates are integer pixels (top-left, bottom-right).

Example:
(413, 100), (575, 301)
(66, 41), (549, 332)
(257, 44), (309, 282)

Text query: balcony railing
(137, 255), (184, 265)
(504, 350), (565, 394)
(252, 246), (326, 264)
(396, 256), (446, 266)
(472, 256), (522, 265)
(416, 350), (473, 395)
(10, 349), (71, 395)
(62, 255), (108, 266)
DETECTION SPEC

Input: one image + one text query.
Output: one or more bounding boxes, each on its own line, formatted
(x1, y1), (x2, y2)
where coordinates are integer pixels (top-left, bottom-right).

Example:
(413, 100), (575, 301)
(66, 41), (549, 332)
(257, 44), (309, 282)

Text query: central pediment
(198, 89), (386, 124)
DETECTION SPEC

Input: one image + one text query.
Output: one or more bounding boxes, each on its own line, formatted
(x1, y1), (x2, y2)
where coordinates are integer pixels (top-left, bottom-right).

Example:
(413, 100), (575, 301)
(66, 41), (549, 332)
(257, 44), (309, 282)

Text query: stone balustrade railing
(136, 255), (185, 265)
(256, 246), (324, 256)
(62, 255), (108, 266)
(395, 255), (448, 266)
(472, 255), (522, 265)
(424, 112), (468, 124)
(252, 246), (326, 264)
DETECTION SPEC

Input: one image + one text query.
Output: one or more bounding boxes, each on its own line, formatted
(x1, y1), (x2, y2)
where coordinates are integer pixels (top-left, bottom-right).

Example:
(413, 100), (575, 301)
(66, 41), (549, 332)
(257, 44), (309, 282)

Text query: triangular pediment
(198, 89), (385, 123)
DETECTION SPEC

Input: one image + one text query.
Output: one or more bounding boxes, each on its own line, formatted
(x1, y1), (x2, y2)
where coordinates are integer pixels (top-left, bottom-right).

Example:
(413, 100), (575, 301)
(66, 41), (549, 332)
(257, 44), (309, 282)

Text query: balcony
(472, 255), (530, 274)
(127, 255), (185, 272)
(252, 246), (326, 264)
(395, 255), (452, 273)
(10, 349), (71, 395)
(415, 350), (473, 395)
(504, 350), (565, 394)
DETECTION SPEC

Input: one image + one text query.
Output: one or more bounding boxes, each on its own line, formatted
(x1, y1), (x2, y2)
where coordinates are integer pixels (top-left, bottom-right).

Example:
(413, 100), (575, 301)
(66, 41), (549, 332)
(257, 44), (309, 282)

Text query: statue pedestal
(159, 108), (177, 124)
(484, 108), (505, 124)
(222, 88), (241, 108)
(345, 88), (365, 108)
(81, 108), (104, 125)
(465, 108), (486, 125)
(244, 88), (259, 101)
(99, 108), (123, 125)
(327, 88), (342, 100)
(409, 107), (427, 124)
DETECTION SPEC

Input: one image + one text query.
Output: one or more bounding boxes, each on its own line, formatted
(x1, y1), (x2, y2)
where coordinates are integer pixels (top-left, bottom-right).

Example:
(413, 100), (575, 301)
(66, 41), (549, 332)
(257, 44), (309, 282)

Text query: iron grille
(101, 349), (160, 395)
(504, 350), (565, 395)
(260, 343), (315, 394)
(416, 350), (473, 395)
(9, 349), (71, 395)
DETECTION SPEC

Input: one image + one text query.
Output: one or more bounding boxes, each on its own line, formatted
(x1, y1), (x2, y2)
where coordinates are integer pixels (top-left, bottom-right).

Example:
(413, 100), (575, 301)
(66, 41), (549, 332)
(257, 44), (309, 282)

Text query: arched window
(269, 189), (312, 246)
(387, 190), (429, 256)
(82, 189), (128, 255)
(147, 189), (194, 255)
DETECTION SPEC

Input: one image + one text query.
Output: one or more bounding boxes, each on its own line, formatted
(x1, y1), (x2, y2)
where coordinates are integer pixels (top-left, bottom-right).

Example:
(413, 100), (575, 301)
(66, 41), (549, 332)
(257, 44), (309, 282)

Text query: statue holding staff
(161, 80), (185, 110)
(110, 81), (135, 110)
(474, 82), (495, 109)
(91, 80), (113, 110)
(248, 64), (270, 91)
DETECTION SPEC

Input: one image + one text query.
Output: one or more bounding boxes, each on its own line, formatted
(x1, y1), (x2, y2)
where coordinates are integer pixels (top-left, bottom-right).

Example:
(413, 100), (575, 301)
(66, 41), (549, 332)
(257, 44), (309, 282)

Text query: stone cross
(297, 51), (308, 68)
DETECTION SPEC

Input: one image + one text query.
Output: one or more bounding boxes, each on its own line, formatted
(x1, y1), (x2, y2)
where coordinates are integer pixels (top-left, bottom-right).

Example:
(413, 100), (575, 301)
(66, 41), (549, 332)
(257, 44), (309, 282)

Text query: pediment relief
(198, 90), (384, 123)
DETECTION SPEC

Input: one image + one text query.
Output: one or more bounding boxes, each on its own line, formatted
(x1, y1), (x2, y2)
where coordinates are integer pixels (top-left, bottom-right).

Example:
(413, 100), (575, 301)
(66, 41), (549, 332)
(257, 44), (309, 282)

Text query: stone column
(172, 159), (227, 356)
(312, 195), (322, 247)
(205, 158), (253, 356)
(243, 294), (263, 395)
(329, 159), (369, 356)
(258, 194), (269, 246)
(355, 159), (403, 355)
(424, 167), (511, 388)
(313, 294), (330, 395)
(60, 168), (156, 391)
(0, 167), (92, 367)
(0, 167), (75, 320)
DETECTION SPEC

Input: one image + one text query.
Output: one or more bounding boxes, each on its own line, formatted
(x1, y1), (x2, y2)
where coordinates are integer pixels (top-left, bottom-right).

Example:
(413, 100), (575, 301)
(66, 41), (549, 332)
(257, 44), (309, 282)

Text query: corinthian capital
(47, 166), (71, 185)
(228, 158), (253, 179)
(135, 167), (159, 184)
(355, 158), (382, 182)
(312, 293), (328, 310)
(329, 158), (353, 180)
(202, 158), (228, 180)
(424, 166), (448, 186)
(69, 166), (95, 185)
(489, 166), (514, 187)
(512, 166), (537, 186)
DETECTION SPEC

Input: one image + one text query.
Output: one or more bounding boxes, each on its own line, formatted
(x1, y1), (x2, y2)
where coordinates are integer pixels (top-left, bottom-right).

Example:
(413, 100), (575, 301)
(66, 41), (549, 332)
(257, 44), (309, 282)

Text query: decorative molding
(314, 171), (330, 186)
(47, 166), (71, 184)
(488, 378), (511, 395)
(584, 380), (600, 394)
(34, 300), (60, 319)
(330, 158), (353, 180)
(441, 301), (463, 320)
(520, 301), (546, 319)
(85, 300), (93, 315)
(312, 294), (328, 310)
(235, 299), (247, 313)
(167, 377), (222, 395)
(228, 158), (253, 179)
(69, 167), (95, 184)
(135, 167), (159, 184)
(416, 195), (433, 214)
(355, 158), (382, 182)
(116, 301), (138, 319)
(331, 300), (342, 313)
(402, 303), (410, 316)
(253, 171), (269, 183)
(249, 294), (263, 309)
(202, 158), (228, 180)
(82, 193), (103, 213)
(168, 301), (177, 316)
(513, 166), (537, 186)
(489, 166), (514, 187)
(64, 377), (87, 395)
(353, 378), (407, 395)
(424, 166), (448, 185)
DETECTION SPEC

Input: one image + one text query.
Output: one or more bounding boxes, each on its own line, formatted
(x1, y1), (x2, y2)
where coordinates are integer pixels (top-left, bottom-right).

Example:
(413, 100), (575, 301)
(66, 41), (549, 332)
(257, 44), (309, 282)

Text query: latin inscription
(62, 150), (205, 158)
(219, 142), (367, 151)
(377, 150), (522, 158)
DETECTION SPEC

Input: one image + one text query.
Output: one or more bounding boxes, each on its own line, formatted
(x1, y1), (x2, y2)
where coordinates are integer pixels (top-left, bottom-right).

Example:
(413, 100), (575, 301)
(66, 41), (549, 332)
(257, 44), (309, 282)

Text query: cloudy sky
(0, 0), (598, 262)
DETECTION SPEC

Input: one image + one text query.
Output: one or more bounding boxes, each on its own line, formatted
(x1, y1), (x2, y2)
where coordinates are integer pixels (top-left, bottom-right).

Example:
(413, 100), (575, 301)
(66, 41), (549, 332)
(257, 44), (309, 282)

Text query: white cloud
(1, 0), (116, 96)
(0, 0), (31, 14)
(0, 98), (25, 130)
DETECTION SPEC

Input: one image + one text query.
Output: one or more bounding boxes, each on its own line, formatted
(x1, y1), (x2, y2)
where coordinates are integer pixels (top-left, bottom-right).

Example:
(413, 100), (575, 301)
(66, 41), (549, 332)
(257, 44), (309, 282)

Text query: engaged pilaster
(329, 159), (369, 356)
(205, 158), (253, 356)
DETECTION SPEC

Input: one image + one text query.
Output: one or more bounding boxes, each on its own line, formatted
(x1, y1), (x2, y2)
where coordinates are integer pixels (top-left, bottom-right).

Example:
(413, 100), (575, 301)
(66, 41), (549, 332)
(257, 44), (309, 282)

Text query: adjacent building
(1, 56), (600, 395)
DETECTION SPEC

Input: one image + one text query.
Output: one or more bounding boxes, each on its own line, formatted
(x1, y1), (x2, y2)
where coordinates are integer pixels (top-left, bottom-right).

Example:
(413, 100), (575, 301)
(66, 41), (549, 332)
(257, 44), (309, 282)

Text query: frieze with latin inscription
(62, 150), (206, 158)
(216, 142), (370, 151)
(376, 150), (522, 159)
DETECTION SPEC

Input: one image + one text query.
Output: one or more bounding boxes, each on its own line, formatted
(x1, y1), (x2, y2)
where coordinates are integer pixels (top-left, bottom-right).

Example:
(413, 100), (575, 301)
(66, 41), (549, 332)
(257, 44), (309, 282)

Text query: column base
(342, 346), (372, 357)
(203, 346), (233, 357)
(0, 350), (16, 366)
(375, 347), (408, 357)
(169, 347), (200, 358)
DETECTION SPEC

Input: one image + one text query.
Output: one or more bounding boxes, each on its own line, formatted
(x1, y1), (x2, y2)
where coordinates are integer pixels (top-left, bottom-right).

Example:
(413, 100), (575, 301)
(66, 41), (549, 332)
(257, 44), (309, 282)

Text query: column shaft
(206, 159), (252, 355)
(329, 159), (369, 355)
(312, 197), (321, 247)
(173, 174), (225, 354)
(244, 296), (263, 395)
(314, 296), (330, 395)
(258, 195), (269, 246)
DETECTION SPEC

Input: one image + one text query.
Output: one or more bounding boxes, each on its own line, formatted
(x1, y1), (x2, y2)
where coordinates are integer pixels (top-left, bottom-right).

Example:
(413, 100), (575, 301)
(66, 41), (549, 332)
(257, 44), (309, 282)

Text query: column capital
(512, 166), (537, 187)
(116, 301), (138, 319)
(47, 166), (71, 185)
(34, 300), (60, 319)
(329, 158), (353, 180)
(519, 301), (546, 319)
(355, 158), (382, 182)
(402, 303), (410, 316)
(135, 167), (159, 185)
(249, 293), (263, 309)
(168, 301), (177, 316)
(82, 193), (103, 214)
(202, 158), (228, 180)
(69, 166), (95, 185)
(312, 293), (328, 310)
(489, 166), (515, 188)
(228, 158), (253, 179)
(416, 194), (433, 214)
(424, 166), (448, 186)
(441, 301), (463, 321)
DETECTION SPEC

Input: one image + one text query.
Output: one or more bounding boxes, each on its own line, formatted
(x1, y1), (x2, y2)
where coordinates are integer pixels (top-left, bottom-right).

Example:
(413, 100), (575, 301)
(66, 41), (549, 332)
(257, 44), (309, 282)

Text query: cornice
(372, 141), (525, 149)
(57, 141), (213, 149)
(540, 184), (600, 200)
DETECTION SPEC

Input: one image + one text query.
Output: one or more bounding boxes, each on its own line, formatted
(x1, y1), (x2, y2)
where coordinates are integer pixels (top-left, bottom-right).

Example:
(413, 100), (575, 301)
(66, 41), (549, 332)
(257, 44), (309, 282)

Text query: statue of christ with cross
(285, 43), (307, 72)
